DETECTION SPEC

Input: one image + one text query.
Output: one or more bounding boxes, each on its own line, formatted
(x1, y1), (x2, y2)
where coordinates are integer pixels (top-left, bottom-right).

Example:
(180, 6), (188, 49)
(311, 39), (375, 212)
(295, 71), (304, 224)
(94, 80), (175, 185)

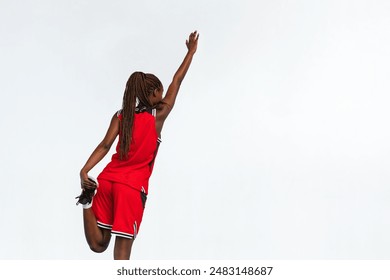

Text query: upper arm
(162, 77), (181, 110)
(100, 113), (120, 149)
(155, 102), (172, 136)
(155, 77), (180, 125)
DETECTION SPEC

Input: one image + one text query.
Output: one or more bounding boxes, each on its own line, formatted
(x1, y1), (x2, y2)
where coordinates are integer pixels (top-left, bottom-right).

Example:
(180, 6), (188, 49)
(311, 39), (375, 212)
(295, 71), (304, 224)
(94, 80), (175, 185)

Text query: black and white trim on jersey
(117, 106), (156, 117)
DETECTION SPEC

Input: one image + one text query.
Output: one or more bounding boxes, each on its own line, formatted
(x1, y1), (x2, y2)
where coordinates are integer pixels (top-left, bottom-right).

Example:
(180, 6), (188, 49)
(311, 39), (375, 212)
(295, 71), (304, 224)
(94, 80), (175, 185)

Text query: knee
(89, 242), (109, 253)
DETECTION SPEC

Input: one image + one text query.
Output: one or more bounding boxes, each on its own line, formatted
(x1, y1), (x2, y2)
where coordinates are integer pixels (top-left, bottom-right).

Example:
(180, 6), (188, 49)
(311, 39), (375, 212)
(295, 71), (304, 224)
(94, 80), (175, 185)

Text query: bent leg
(114, 236), (134, 260)
(82, 178), (113, 253)
(83, 208), (111, 253)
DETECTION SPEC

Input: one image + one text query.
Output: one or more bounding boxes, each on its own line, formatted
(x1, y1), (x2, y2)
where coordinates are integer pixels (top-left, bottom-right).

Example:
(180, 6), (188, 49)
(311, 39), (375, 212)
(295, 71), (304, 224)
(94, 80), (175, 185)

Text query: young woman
(76, 31), (199, 259)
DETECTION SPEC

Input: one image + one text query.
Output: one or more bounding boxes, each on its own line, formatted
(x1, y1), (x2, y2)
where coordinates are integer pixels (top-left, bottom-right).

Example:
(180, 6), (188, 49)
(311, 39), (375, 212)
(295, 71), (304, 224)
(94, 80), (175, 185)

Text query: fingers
(80, 176), (97, 189)
(82, 182), (97, 190)
(189, 31), (199, 41)
(186, 31), (199, 50)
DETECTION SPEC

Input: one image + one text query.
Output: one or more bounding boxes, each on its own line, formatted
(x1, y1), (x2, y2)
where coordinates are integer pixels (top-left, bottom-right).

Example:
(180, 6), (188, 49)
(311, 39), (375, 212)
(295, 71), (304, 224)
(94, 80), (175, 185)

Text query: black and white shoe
(75, 176), (98, 207)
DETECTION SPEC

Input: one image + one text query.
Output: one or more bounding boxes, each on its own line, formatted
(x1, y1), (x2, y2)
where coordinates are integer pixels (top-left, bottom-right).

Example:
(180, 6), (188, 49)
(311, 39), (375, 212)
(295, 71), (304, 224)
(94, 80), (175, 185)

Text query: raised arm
(157, 31), (199, 122)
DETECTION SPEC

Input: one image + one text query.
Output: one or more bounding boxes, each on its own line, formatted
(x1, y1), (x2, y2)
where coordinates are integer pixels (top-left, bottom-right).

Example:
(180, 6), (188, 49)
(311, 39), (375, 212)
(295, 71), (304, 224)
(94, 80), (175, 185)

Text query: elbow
(172, 75), (184, 87)
(99, 142), (112, 151)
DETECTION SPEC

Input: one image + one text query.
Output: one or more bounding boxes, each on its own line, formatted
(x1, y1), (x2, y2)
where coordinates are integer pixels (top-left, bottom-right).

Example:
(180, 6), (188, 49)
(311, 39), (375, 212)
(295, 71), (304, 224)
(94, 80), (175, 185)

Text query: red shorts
(92, 179), (147, 239)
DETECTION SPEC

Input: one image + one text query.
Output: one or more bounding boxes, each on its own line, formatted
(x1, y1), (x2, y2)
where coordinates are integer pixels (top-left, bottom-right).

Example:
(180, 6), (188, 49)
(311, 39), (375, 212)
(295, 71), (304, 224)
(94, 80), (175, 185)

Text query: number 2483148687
(210, 266), (273, 276)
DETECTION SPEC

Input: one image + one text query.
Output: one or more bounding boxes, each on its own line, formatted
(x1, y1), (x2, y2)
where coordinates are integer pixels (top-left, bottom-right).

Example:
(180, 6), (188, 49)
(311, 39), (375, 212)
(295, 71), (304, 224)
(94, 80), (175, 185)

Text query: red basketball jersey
(97, 109), (160, 194)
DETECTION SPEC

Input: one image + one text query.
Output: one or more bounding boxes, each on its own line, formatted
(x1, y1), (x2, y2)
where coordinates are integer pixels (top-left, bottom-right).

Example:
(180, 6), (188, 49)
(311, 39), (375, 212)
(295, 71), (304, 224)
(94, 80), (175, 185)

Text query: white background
(0, 0), (389, 259)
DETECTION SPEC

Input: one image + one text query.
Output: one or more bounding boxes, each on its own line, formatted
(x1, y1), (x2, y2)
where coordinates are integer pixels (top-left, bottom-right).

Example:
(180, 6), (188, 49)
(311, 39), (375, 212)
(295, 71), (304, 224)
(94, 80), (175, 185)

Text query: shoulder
(116, 109), (123, 120)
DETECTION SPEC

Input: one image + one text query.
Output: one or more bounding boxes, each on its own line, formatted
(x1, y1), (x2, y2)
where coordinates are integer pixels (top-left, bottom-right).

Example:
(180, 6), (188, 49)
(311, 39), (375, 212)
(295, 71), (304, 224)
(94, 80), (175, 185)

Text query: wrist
(187, 49), (196, 55)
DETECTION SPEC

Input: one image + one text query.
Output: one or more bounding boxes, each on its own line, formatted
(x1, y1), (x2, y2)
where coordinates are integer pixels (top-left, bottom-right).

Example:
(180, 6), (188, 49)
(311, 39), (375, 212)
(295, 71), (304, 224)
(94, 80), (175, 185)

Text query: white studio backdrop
(0, 0), (389, 259)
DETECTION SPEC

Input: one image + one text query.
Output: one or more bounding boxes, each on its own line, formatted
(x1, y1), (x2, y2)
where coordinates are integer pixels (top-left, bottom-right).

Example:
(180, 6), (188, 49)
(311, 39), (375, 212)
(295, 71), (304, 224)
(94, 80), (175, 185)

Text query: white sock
(82, 201), (93, 209)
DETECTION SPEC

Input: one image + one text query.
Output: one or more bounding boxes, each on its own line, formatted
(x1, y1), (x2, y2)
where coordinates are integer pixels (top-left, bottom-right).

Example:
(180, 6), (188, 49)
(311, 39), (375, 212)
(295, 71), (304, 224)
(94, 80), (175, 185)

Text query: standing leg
(114, 236), (134, 260)
(111, 183), (144, 259)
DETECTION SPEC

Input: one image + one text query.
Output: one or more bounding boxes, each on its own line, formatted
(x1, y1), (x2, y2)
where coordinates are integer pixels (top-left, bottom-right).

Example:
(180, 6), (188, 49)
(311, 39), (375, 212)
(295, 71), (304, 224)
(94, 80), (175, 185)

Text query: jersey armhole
(116, 109), (123, 120)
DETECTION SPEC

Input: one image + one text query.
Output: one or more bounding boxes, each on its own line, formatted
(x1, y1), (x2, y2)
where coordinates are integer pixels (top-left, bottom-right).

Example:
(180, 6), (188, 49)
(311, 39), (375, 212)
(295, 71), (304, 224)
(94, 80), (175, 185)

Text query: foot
(76, 177), (98, 207)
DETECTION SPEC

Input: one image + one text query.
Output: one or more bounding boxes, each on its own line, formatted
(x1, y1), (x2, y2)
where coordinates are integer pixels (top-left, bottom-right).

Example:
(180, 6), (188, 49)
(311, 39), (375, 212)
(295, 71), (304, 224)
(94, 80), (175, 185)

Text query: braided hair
(119, 71), (162, 160)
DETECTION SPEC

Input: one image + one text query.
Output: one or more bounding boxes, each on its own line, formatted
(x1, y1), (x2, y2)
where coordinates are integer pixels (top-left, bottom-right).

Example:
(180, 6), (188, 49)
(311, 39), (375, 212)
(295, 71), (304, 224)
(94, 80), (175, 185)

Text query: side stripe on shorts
(133, 221), (138, 239)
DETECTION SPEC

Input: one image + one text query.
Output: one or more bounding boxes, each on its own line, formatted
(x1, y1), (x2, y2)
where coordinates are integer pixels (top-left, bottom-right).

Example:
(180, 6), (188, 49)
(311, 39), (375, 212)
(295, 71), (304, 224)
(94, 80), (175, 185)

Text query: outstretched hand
(186, 31), (199, 54)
